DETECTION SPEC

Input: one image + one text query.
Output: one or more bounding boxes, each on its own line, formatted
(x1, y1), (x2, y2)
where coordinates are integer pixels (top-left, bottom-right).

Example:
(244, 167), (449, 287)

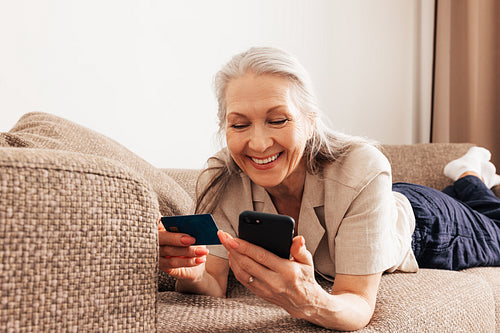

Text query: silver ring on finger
(248, 276), (254, 284)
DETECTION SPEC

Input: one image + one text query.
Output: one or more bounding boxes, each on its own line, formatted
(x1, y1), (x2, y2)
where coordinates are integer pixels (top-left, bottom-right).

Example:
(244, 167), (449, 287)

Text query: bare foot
(458, 171), (484, 183)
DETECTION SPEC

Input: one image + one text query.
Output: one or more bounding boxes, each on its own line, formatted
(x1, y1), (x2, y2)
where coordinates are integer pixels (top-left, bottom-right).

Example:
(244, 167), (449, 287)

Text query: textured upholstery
(462, 267), (500, 330)
(157, 270), (495, 332)
(0, 112), (193, 216)
(0, 148), (159, 331)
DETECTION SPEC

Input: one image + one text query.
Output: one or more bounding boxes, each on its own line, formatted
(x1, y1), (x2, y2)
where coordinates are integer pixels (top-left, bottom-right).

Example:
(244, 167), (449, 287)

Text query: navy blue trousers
(393, 176), (500, 270)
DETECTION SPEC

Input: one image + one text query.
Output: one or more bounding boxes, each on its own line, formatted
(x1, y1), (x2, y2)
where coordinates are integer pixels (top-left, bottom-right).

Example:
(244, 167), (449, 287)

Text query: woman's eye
(269, 119), (288, 126)
(231, 124), (249, 129)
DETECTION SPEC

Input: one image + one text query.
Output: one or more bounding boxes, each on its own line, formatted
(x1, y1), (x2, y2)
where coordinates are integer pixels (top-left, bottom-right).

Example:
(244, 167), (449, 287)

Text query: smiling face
(224, 72), (312, 191)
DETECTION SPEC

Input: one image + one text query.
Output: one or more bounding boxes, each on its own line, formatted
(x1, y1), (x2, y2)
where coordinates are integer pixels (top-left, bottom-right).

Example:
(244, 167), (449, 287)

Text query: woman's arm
(219, 231), (381, 331)
(307, 273), (381, 331)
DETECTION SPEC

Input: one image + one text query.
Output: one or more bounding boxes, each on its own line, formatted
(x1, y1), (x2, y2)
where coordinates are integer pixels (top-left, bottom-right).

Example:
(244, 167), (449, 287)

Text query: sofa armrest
(0, 148), (159, 331)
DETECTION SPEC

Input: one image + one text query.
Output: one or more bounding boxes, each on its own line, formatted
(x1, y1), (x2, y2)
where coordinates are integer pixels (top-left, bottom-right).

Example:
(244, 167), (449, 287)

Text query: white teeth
(251, 153), (280, 165)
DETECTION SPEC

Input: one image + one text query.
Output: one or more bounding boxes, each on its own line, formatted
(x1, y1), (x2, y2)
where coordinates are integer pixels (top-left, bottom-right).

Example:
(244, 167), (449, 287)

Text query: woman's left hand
(218, 231), (324, 318)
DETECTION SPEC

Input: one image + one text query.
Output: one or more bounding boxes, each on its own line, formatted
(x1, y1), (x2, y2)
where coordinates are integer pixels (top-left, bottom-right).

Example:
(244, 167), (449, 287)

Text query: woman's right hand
(158, 221), (209, 282)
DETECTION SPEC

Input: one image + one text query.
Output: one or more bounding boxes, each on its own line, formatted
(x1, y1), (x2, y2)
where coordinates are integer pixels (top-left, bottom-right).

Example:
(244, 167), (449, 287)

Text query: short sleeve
(334, 170), (401, 275)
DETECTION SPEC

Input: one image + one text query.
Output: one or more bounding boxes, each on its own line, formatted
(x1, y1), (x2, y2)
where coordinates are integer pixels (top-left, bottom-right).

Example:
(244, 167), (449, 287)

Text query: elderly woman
(159, 47), (500, 330)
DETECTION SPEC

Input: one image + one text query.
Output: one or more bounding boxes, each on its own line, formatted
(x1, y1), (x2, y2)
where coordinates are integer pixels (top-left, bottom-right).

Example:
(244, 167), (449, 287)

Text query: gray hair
(213, 46), (366, 174)
(196, 46), (373, 213)
(214, 47), (316, 135)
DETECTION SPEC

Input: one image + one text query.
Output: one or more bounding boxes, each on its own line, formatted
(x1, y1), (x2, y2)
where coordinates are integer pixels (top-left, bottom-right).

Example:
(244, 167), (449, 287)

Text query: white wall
(0, 0), (434, 168)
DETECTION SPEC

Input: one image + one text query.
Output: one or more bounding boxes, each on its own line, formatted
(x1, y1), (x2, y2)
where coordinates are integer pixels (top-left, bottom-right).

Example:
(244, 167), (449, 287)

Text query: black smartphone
(238, 210), (295, 259)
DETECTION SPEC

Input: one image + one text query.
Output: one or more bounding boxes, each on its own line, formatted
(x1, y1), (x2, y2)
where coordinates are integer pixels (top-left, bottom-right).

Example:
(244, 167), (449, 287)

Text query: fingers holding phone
(220, 226), (320, 316)
(220, 211), (316, 288)
(218, 231), (274, 287)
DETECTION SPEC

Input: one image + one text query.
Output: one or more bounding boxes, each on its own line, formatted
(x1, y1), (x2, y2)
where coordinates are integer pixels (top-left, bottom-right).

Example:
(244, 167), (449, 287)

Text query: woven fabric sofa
(1, 112), (498, 332)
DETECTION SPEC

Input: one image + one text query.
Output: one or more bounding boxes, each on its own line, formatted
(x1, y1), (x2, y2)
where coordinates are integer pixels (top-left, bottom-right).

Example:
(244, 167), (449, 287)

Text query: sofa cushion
(0, 112), (193, 216)
(162, 168), (201, 200)
(462, 267), (500, 330)
(157, 269), (495, 332)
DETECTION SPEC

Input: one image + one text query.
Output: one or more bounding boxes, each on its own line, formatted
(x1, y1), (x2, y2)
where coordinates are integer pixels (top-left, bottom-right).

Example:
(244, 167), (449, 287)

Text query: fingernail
(217, 230), (226, 243)
(195, 247), (209, 256)
(158, 220), (166, 231)
(180, 236), (196, 245)
(195, 257), (207, 264)
(227, 239), (239, 249)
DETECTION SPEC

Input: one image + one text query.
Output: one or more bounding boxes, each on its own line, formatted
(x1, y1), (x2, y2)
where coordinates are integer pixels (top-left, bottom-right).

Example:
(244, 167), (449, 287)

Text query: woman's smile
(248, 152), (283, 169)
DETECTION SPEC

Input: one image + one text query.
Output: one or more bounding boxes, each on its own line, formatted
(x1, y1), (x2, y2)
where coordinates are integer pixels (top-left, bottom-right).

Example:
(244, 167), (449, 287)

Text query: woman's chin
(247, 173), (283, 189)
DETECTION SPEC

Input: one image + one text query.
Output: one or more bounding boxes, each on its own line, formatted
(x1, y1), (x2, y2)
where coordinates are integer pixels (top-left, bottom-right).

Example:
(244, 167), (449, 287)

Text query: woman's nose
(248, 126), (273, 153)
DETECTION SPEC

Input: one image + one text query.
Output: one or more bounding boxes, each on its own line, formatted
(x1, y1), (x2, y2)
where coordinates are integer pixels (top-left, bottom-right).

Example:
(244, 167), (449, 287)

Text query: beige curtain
(432, 0), (500, 166)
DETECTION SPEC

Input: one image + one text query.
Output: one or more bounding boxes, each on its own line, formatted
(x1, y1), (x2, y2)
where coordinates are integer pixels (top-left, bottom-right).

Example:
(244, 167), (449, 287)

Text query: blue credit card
(160, 214), (221, 245)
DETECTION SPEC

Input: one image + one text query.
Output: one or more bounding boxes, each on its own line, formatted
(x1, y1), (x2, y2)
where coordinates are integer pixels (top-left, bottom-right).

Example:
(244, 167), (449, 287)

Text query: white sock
(491, 175), (500, 188)
(443, 147), (491, 181)
(482, 161), (500, 189)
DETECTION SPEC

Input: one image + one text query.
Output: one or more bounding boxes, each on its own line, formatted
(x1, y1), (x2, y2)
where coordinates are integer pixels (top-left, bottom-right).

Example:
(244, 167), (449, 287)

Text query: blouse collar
(250, 171), (326, 256)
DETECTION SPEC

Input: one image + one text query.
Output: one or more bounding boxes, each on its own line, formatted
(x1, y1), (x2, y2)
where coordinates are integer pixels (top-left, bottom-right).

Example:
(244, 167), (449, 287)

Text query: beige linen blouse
(206, 144), (418, 279)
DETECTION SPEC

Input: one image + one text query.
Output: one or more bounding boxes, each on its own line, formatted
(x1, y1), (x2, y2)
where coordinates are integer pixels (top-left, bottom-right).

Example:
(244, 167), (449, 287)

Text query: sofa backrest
(382, 143), (475, 190)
